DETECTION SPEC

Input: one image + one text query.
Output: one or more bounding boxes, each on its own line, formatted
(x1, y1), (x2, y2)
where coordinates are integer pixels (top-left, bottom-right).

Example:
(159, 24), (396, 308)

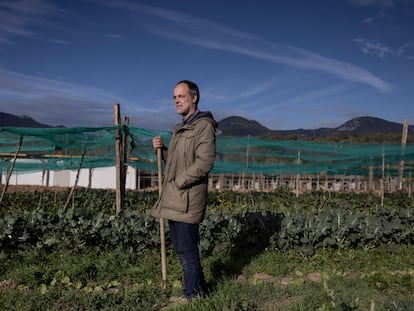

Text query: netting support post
(398, 119), (408, 191)
(122, 116), (129, 193)
(368, 166), (374, 192)
(381, 148), (385, 207)
(0, 135), (23, 206)
(63, 146), (86, 210)
(114, 103), (126, 216)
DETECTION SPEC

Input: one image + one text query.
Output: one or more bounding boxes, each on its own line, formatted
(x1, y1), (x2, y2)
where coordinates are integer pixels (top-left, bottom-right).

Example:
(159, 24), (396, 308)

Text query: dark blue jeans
(168, 220), (206, 298)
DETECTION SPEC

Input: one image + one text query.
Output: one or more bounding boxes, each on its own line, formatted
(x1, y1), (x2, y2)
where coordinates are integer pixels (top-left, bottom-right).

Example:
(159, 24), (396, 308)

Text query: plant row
(1, 190), (413, 255)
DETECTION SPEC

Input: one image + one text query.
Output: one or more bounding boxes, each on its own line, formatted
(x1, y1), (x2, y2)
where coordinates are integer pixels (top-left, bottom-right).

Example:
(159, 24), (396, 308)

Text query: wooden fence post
(398, 119), (408, 190)
(63, 146), (86, 210)
(122, 116), (129, 193)
(0, 135), (23, 206)
(114, 103), (125, 216)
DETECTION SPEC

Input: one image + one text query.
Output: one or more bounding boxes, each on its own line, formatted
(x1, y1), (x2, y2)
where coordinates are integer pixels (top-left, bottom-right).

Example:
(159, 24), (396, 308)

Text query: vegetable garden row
(1, 189), (413, 256)
(1, 188), (414, 310)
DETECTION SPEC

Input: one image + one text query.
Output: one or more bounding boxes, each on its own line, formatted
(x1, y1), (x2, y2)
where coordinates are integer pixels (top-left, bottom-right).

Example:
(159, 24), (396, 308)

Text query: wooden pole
(0, 135), (23, 206)
(157, 148), (168, 292)
(296, 150), (300, 197)
(122, 116), (129, 193)
(398, 119), (408, 190)
(88, 168), (93, 189)
(137, 169), (141, 191)
(381, 148), (385, 207)
(114, 103), (124, 216)
(368, 166), (374, 192)
(63, 146), (86, 210)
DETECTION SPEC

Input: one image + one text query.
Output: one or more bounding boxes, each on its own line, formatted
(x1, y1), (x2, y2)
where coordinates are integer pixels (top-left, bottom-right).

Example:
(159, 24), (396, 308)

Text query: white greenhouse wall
(6, 171), (47, 186)
(2, 166), (138, 190)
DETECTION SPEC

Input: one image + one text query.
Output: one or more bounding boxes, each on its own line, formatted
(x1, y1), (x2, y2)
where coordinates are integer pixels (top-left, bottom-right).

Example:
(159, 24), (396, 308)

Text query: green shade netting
(1, 126), (413, 176)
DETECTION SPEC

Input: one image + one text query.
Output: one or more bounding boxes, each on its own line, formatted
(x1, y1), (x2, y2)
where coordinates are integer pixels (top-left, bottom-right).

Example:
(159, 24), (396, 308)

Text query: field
(1, 188), (413, 310)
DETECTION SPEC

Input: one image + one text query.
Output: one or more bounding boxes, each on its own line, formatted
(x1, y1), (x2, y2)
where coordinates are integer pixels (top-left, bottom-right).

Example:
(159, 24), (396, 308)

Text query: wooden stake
(157, 148), (168, 292)
(122, 116), (129, 194)
(380, 148), (385, 207)
(114, 103), (124, 216)
(63, 146), (86, 210)
(0, 135), (23, 206)
(296, 150), (300, 197)
(398, 119), (408, 190)
(368, 166), (374, 192)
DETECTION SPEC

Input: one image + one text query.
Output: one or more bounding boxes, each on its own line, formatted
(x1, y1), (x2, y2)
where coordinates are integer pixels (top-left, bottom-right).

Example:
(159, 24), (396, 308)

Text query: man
(151, 80), (217, 299)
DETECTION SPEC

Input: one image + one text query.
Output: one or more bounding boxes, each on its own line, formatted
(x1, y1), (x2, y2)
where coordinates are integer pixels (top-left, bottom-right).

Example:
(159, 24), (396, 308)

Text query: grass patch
(1, 245), (414, 310)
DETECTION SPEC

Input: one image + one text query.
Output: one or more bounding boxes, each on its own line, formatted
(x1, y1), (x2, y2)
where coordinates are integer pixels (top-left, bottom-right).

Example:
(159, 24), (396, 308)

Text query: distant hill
(216, 116), (273, 137)
(334, 116), (408, 134)
(218, 116), (413, 138)
(2, 111), (411, 139)
(0, 112), (53, 128)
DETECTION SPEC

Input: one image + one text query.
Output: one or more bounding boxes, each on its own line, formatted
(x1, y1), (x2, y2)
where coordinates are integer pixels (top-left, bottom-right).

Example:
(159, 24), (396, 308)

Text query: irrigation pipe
(157, 148), (168, 292)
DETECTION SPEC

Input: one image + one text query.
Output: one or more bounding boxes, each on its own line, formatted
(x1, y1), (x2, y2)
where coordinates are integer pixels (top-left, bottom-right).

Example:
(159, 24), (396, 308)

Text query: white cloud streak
(155, 28), (393, 93)
(355, 38), (414, 61)
(0, 0), (394, 94)
(348, 0), (397, 7)
(97, 0), (393, 94)
(397, 43), (414, 60)
(354, 38), (393, 57)
(102, 33), (125, 41)
(86, 0), (259, 41)
(0, 68), (179, 129)
(0, 0), (401, 130)
(49, 39), (71, 45)
(0, 69), (119, 126)
(0, 0), (67, 45)
(253, 83), (351, 116)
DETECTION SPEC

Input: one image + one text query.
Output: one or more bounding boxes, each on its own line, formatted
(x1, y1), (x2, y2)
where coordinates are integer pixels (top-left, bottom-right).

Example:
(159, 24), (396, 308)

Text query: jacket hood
(189, 110), (218, 128)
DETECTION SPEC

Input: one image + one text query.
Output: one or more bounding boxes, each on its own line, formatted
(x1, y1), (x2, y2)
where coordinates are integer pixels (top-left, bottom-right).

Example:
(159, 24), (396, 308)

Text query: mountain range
(0, 112), (54, 128)
(217, 116), (412, 138)
(1, 111), (412, 138)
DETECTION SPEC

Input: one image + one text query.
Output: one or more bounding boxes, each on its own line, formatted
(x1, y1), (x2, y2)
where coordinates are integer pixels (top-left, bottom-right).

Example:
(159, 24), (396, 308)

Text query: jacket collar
(183, 110), (200, 125)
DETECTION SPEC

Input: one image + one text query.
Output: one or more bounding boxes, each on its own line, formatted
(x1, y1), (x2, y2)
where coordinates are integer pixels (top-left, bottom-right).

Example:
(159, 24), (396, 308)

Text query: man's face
(173, 83), (197, 119)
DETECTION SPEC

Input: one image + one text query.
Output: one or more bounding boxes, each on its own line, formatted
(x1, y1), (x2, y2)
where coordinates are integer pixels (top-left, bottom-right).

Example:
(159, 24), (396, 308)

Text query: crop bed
(1, 188), (413, 310)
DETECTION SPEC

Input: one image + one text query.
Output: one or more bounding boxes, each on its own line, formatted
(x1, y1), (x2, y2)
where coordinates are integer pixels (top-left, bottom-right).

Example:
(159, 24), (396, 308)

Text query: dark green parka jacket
(151, 111), (217, 224)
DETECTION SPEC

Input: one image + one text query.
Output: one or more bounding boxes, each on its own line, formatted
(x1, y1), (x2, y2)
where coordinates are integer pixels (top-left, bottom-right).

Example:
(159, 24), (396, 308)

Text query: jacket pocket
(162, 181), (189, 213)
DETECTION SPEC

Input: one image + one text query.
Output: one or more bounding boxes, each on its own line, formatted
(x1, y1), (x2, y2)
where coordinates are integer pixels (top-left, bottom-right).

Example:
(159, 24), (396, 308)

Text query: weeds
(1, 245), (413, 310)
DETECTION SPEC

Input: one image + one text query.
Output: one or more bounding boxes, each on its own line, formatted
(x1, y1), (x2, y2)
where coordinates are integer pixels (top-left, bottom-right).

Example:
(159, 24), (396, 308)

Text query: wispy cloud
(97, 0), (393, 94)
(206, 79), (277, 105)
(0, 69), (119, 126)
(0, 68), (179, 129)
(235, 81), (276, 101)
(156, 28), (393, 93)
(1, 0), (393, 94)
(254, 83), (351, 116)
(49, 39), (71, 45)
(354, 38), (414, 60)
(354, 38), (393, 57)
(348, 0), (397, 7)
(363, 17), (376, 24)
(397, 43), (414, 60)
(87, 0), (259, 41)
(102, 33), (125, 41)
(0, 0), (67, 46)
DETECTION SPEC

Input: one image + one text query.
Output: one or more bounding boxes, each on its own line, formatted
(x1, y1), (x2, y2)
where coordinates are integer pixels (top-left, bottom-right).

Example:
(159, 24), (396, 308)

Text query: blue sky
(0, 0), (413, 131)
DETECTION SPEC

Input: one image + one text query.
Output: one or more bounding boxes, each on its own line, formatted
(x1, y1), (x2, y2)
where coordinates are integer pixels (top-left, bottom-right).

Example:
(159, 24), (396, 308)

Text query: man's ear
(192, 95), (198, 104)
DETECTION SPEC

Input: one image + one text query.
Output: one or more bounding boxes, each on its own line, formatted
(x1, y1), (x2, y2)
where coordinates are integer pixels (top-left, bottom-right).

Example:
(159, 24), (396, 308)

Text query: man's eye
(174, 95), (186, 99)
